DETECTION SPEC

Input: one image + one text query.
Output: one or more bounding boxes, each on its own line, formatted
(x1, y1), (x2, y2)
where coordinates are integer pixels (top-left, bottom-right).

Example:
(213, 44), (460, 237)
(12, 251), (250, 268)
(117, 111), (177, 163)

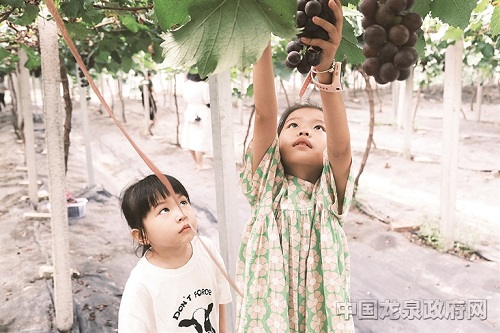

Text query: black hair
(120, 174), (190, 257)
(277, 100), (323, 135)
(187, 73), (208, 82)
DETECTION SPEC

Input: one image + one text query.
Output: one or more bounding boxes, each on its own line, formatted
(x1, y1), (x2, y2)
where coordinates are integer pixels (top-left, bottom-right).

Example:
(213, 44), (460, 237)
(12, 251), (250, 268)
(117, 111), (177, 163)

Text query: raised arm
(301, 0), (351, 212)
(251, 43), (278, 174)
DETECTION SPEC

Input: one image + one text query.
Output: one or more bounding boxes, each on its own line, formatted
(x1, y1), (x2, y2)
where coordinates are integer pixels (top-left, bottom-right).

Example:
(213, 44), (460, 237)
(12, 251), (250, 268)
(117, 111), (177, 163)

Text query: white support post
(14, 73), (23, 131)
(208, 72), (240, 331)
(117, 72), (126, 122)
(440, 40), (463, 250)
(237, 73), (244, 125)
(30, 75), (38, 109)
(474, 83), (483, 122)
(38, 15), (73, 331)
(392, 80), (400, 125)
(18, 49), (39, 207)
(396, 80), (405, 129)
(77, 65), (95, 187)
(402, 69), (414, 159)
(98, 75), (104, 114)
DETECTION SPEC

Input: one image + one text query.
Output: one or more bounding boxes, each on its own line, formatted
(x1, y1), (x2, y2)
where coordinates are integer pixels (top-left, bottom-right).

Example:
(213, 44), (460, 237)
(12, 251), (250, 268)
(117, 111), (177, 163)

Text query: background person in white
(181, 71), (213, 170)
(118, 174), (232, 332)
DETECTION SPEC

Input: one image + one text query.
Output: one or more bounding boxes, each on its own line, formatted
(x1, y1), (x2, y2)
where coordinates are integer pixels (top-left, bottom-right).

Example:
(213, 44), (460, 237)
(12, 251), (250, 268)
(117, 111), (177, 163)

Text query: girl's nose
(299, 130), (309, 136)
(175, 209), (187, 222)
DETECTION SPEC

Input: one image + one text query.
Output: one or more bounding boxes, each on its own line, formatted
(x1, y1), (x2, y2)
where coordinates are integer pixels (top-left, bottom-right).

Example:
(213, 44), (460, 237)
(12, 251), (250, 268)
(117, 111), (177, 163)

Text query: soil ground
(0, 81), (498, 333)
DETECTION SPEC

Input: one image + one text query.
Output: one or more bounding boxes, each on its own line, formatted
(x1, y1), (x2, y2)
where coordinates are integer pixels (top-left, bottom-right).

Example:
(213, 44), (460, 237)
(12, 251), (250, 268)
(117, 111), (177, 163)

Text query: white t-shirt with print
(118, 236), (232, 333)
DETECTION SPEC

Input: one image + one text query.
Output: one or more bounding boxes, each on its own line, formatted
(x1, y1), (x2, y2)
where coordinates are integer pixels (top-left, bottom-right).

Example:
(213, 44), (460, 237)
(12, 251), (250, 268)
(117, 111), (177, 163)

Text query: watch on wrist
(299, 62), (343, 97)
(311, 62), (343, 93)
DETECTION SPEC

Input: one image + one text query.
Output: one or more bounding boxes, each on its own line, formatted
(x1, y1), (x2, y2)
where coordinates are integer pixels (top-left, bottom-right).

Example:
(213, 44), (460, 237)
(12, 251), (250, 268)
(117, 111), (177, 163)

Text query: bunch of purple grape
(360, 0), (422, 84)
(285, 0), (336, 74)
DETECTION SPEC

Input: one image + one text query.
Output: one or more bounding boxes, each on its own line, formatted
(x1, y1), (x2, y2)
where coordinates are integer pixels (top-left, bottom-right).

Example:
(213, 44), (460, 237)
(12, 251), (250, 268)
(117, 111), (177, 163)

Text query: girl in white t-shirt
(119, 174), (232, 332)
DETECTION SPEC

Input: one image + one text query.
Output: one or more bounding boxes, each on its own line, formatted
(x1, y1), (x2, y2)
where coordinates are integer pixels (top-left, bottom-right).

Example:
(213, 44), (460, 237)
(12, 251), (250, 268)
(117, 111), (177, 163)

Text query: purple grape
(305, 0), (322, 17)
(287, 51), (302, 66)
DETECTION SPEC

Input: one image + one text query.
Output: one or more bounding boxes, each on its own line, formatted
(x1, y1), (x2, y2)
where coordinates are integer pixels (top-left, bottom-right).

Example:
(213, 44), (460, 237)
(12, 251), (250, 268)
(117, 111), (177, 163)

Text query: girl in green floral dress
(235, 1), (355, 332)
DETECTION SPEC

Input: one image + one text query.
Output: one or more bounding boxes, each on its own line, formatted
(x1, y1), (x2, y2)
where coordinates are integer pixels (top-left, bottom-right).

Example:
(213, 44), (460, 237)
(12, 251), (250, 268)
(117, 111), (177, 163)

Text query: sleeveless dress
(181, 80), (212, 153)
(236, 138), (355, 333)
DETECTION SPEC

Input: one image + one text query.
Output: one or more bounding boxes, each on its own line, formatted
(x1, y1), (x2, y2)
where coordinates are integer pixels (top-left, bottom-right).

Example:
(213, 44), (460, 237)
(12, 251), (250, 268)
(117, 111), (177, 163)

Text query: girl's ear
(131, 229), (146, 244)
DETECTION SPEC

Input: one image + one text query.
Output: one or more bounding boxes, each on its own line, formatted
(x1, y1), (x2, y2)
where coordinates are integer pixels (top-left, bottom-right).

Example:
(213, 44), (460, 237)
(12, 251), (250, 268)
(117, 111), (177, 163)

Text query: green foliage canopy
(155, 0), (297, 78)
(0, 0), (498, 80)
(155, 0), (491, 77)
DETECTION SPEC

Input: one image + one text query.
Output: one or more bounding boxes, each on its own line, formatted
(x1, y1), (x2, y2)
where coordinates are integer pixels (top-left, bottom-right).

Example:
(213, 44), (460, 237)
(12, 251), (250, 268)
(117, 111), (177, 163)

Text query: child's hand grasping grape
(286, 0), (342, 73)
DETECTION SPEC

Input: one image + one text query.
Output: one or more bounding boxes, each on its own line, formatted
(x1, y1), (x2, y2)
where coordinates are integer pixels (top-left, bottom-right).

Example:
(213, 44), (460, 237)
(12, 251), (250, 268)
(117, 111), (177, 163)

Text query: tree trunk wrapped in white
(38, 13), (74, 332)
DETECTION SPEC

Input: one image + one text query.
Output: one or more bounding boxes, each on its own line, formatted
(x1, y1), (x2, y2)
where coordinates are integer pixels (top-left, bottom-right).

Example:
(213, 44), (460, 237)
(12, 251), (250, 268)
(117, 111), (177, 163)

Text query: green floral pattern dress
(236, 138), (355, 333)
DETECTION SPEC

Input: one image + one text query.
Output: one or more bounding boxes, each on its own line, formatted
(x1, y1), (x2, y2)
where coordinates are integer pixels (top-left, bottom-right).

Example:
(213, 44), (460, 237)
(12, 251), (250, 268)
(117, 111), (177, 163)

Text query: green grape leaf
(97, 37), (118, 53)
(121, 57), (135, 73)
(154, 0), (191, 31)
(430, 0), (475, 29)
(414, 33), (426, 59)
(110, 51), (122, 64)
(21, 46), (41, 71)
(410, 0), (432, 19)
(60, 0), (83, 18)
(0, 47), (19, 73)
(473, 0), (489, 13)
(120, 14), (148, 33)
(2, 0), (24, 6)
(96, 51), (111, 64)
(151, 43), (165, 64)
(442, 26), (464, 42)
(336, 20), (364, 65)
(155, 0), (296, 77)
(0, 48), (11, 59)
(245, 83), (254, 98)
(491, 5), (500, 36)
(480, 43), (495, 59)
(15, 3), (38, 26)
(469, 20), (482, 32)
(131, 35), (152, 53)
(66, 22), (95, 40)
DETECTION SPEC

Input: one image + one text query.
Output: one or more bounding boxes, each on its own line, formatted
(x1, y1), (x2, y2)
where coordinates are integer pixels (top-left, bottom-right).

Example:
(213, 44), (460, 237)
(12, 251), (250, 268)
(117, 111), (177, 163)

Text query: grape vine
(285, 0), (336, 74)
(359, 0), (422, 84)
